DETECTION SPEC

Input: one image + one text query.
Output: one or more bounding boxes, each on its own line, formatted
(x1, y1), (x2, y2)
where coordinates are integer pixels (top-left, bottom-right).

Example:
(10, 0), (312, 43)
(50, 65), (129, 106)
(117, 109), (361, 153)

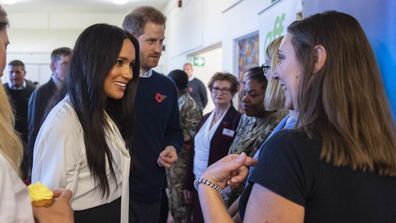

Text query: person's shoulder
(152, 70), (166, 79)
(191, 77), (205, 85)
(26, 84), (36, 93)
(38, 98), (82, 142)
(182, 93), (195, 105)
(44, 97), (78, 128)
(196, 78), (205, 85)
(269, 129), (310, 144)
(263, 129), (321, 158)
(184, 94), (201, 110)
(0, 153), (11, 169)
(153, 70), (175, 84)
(34, 80), (54, 93)
(202, 112), (211, 121)
(227, 105), (242, 117)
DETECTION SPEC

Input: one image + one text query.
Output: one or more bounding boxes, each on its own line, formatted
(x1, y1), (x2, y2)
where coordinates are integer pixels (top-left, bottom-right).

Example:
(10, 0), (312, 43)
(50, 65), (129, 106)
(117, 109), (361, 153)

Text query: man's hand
(157, 145), (178, 168)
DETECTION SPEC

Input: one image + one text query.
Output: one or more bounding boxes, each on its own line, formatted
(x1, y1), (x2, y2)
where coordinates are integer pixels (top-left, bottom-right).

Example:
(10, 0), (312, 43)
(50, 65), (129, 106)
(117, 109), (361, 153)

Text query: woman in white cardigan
(32, 24), (140, 223)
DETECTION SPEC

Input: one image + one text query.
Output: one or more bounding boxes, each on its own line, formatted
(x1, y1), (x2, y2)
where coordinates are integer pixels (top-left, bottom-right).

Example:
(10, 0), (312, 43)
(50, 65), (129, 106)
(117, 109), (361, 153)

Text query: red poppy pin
(155, 92), (167, 103)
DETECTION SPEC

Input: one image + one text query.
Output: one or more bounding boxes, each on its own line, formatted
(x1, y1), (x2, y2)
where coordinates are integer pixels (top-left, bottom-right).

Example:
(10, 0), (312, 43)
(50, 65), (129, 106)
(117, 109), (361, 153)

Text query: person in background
(0, 4), (73, 223)
(184, 72), (241, 223)
(228, 36), (294, 223)
(25, 78), (37, 88)
(32, 23), (140, 223)
(167, 69), (202, 223)
(28, 47), (72, 170)
(228, 66), (284, 158)
(223, 65), (285, 207)
(197, 11), (396, 223)
(122, 6), (183, 223)
(183, 62), (208, 111)
(3, 59), (35, 181)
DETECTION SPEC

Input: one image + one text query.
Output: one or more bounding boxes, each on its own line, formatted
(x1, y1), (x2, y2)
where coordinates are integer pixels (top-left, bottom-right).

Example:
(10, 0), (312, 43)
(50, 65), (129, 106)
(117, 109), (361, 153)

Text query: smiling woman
(196, 11), (396, 223)
(31, 23), (140, 223)
(103, 38), (135, 99)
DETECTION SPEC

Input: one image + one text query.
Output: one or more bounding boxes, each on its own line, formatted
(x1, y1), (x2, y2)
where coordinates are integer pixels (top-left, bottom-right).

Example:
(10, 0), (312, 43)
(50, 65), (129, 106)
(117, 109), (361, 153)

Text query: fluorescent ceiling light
(1, 0), (17, 4)
(113, 0), (127, 4)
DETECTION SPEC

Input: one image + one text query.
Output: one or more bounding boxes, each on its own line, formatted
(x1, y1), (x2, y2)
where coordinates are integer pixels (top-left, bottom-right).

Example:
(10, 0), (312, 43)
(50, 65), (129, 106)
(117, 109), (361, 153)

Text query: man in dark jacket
(123, 6), (183, 223)
(27, 47), (71, 171)
(183, 63), (208, 111)
(3, 59), (35, 180)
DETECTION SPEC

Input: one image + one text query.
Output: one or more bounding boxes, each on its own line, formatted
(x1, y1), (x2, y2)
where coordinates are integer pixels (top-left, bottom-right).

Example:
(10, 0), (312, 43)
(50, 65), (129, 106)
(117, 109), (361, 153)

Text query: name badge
(222, 128), (235, 137)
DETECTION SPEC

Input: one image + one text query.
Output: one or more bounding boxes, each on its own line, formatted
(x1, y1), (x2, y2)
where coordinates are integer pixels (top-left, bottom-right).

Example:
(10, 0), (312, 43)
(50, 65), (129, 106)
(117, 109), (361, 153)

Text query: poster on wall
(235, 31), (259, 111)
(258, 0), (298, 65)
(236, 32), (259, 83)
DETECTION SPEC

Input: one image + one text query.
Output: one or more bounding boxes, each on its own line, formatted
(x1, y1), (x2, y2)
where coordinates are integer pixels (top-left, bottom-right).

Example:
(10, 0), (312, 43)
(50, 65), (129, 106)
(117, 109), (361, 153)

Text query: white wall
(2, 12), (126, 84)
(162, 0), (274, 111)
(163, 0), (272, 74)
(2, 0), (297, 85)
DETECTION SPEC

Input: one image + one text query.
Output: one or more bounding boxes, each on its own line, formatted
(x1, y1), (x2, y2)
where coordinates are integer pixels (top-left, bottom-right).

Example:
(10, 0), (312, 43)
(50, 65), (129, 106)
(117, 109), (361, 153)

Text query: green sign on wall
(192, 57), (205, 66)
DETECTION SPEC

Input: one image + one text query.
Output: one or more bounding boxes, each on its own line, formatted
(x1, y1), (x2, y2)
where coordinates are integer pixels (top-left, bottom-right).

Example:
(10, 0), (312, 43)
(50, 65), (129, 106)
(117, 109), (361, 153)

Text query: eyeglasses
(211, 87), (232, 94)
(261, 63), (271, 74)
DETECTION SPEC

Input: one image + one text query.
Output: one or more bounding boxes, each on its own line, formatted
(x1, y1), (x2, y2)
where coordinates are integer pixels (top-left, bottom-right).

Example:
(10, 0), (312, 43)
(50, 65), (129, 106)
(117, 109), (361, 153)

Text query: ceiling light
(1, 0), (17, 5)
(113, 0), (127, 4)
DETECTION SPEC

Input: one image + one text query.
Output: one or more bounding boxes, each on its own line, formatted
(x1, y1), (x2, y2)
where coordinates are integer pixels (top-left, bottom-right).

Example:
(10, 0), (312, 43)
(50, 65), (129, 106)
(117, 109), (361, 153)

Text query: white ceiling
(2, 0), (172, 13)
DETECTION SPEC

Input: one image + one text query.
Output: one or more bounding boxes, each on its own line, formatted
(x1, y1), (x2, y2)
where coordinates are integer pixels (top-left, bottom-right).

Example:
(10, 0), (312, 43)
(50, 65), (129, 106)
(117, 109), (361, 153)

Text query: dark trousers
(159, 187), (169, 223)
(74, 197), (121, 223)
(192, 189), (204, 223)
(129, 199), (162, 223)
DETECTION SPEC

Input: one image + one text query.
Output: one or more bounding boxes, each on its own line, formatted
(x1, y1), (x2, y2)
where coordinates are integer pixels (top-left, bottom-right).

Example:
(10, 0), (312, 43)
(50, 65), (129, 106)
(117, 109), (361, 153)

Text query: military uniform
(166, 92), (202, 223)
(223, 111), (284, 206)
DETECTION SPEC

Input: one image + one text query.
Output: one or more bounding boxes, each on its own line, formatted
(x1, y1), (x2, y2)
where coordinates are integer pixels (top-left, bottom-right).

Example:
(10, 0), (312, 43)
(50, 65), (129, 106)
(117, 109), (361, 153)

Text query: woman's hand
(33, 189), (74, 223)
(201, 153), (256, 189)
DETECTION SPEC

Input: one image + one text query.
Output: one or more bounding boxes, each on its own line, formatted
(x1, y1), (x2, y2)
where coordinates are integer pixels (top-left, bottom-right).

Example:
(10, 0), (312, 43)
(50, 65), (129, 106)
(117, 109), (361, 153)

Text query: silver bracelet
(194, 177), (222, 192)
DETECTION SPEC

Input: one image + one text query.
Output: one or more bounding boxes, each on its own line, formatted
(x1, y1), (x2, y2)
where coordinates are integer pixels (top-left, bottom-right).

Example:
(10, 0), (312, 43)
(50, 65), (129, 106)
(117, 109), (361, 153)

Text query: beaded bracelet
(194, 177), (222, 192)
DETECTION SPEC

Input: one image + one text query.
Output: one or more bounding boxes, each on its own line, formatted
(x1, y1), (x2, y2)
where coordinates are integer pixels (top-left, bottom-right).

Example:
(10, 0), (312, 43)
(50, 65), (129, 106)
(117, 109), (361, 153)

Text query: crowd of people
(1, 3), (395, 223)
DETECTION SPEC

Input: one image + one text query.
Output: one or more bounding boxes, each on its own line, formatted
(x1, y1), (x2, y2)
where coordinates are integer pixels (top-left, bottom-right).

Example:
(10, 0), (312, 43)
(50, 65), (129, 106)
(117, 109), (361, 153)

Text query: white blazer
(32, 96), (130, 223)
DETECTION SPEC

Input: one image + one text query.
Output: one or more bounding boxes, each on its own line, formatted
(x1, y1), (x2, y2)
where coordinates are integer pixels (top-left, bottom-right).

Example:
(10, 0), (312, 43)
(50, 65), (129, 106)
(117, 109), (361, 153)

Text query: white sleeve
(31, 106), (82, 191)
(0, 155), (34, 223)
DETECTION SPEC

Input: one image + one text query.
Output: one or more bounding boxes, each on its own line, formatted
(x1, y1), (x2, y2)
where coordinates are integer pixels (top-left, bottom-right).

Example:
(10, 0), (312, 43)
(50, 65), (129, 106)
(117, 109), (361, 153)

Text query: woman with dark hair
(196, 11), (396, 223)
(32, 23), (140, 223)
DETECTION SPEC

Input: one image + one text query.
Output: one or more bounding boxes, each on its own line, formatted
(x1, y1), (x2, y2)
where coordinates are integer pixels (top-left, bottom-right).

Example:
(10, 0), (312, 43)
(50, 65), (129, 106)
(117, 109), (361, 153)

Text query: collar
(188, 76), (195, 81)
(140, 69), (153, 78)
(8, 81), (26, 90)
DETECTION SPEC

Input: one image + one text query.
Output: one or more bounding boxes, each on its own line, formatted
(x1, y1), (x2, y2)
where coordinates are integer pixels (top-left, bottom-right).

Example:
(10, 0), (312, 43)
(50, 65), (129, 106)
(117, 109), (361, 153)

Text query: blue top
(130, 70), (183, 202)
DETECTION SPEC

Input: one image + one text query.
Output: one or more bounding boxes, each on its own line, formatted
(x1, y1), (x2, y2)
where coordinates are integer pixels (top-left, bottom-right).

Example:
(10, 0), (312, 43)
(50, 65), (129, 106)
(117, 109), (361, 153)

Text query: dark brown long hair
(66, 24), (139, 196)
(288, 11), (396, 175)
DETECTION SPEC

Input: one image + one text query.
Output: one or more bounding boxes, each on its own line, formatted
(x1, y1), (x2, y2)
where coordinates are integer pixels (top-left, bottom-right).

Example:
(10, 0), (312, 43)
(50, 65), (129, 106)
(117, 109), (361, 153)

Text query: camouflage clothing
(166, 92), (202, 223)
(223, 111), (284, 206)
(228, 111), (284, 157)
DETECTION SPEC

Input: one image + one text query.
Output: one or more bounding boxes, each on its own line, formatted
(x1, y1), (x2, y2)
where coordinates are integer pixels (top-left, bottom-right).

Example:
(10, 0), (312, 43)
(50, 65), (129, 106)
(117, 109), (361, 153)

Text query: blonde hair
(0, 80), (23, 173)
(264, 36), (285, 111)
(0, 6), (23, 174)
